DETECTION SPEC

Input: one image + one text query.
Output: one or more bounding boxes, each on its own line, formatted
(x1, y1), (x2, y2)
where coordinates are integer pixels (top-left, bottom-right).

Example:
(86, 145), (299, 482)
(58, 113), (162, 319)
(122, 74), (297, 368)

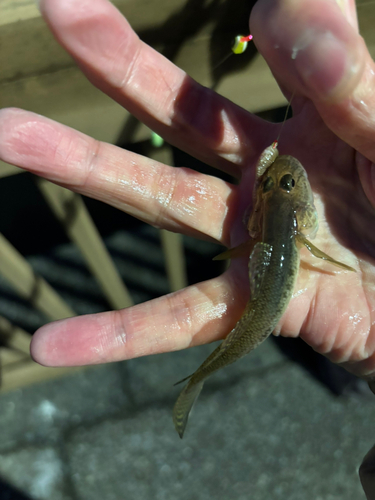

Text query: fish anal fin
(296, 233), (356, 272)
(173, 374), (193, 386)
(213, 239), (256, 261)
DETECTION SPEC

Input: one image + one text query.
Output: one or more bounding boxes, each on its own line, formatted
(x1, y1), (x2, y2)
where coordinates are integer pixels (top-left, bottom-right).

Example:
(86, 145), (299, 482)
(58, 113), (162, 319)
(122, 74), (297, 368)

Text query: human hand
(0, 0), (374, 382)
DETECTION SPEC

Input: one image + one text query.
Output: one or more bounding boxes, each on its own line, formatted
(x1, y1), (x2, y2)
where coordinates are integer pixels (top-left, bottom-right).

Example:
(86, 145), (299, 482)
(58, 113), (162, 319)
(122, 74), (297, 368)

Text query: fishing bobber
(231, 34), (253, 54)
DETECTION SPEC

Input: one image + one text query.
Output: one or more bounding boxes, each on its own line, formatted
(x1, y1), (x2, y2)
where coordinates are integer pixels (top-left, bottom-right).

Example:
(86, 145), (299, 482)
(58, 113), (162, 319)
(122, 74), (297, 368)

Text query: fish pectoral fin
(296, 234), (356, 272)
(213, 239), (256, 261)
(173, 380), (204, 439)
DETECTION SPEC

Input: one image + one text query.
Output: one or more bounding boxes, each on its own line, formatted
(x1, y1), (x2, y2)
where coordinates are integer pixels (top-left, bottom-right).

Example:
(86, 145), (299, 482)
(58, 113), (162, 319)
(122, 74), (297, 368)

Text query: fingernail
(293, 29), (362, 100)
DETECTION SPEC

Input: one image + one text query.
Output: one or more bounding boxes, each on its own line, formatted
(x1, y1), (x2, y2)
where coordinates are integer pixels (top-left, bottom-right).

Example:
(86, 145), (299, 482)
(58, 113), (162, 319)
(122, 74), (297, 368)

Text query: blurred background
(0, 0), (375, 499)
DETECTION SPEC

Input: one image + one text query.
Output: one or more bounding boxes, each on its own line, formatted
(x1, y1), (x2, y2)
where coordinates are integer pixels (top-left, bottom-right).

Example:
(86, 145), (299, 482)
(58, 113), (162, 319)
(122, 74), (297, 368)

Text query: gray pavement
(0, 339), (373, 500)
(0, 227), (373, 499)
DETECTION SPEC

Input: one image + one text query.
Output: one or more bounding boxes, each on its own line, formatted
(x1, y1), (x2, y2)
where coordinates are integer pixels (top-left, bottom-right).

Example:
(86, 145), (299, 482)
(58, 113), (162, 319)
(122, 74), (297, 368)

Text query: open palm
(0, 0), (375, 380)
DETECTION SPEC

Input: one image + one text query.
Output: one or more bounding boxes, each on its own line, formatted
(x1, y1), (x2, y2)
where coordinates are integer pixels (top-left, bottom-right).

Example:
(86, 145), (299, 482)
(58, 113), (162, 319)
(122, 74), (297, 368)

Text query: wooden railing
(0, 0), (373, 391)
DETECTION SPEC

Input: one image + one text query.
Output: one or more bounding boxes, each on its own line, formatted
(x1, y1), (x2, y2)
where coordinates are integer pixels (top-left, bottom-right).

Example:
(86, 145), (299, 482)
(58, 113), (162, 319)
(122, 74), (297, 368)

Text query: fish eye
(279, 174), (295, 192)
(262, 177), (274, 193)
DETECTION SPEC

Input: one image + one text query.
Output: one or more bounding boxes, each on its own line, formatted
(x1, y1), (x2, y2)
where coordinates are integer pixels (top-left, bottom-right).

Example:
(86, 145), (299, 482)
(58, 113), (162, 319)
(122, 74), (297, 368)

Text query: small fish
(173, 144), (355, 438)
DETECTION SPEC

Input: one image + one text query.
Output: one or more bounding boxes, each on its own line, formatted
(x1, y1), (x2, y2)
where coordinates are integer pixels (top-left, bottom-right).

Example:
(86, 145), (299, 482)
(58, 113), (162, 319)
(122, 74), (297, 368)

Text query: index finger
(40, 0), (270, 176)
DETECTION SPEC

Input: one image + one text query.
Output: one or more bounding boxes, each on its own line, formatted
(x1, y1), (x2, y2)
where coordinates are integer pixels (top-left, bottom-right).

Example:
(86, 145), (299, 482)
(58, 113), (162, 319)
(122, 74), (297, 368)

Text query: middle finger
(0, 108), (235, 245)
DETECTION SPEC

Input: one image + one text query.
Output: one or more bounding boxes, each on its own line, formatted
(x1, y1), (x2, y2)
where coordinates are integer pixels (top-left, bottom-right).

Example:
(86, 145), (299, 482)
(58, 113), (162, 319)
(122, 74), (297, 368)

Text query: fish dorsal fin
(249, 242), (273, 299)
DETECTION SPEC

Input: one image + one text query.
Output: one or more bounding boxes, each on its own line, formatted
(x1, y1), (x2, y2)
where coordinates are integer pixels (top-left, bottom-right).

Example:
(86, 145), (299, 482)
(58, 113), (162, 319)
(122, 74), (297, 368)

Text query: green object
(151, 132), (164, 148)
(231, 35), (248, 54)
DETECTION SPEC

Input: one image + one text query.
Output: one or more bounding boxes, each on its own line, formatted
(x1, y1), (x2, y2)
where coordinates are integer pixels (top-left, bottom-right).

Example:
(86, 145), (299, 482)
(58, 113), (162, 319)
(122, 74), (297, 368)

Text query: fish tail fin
(173, 380), (204, 439)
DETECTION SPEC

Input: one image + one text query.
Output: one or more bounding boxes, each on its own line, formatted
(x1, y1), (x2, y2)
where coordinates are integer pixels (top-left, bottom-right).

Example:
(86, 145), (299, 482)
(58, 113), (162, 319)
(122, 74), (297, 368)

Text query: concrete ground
(0, 225), (373, 500)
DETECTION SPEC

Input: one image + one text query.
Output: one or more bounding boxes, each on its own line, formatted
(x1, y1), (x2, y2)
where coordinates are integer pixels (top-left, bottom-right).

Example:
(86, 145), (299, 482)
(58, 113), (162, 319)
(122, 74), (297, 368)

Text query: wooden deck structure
(0, 0), (374, 391)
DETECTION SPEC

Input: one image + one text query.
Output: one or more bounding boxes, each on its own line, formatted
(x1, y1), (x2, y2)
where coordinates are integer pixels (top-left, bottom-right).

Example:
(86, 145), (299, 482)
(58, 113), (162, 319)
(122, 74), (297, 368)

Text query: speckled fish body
(173, 149), (354, 438)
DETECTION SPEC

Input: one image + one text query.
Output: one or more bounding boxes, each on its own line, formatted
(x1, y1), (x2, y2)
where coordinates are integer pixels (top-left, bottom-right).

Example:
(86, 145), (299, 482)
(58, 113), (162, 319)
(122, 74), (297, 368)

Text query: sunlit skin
(1, 0), (375, 385)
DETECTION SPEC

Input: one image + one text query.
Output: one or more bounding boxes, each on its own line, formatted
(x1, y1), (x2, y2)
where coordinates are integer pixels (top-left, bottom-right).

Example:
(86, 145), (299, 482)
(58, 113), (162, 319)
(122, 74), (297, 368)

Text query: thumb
(251, 0), (367, 102)
(250, 0), (375, 158)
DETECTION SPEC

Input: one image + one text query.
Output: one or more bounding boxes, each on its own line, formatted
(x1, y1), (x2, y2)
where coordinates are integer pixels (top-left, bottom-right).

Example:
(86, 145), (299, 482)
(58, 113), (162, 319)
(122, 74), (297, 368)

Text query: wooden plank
(1, 0), (374, 85)
(1, 0), (41, 25)
(0, 232), (75, 320)
(0, 315), (31, 355)
(0, 348), (29, 367)
(0, 67), (132, 144)
(0, 0), (190, 84)
(0, 314), (83, 393)
(1, 360), (82, 393)
(37, 179), (133, 309)
(147, 145), (188, 291)
(0, 52), (284, 150)
(0, 0), (281, 142)
(160, 230), (188, 292)
(2, 0), (373, 147)
(0, 161), (24, 178)
(358, 0), (375, 51)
